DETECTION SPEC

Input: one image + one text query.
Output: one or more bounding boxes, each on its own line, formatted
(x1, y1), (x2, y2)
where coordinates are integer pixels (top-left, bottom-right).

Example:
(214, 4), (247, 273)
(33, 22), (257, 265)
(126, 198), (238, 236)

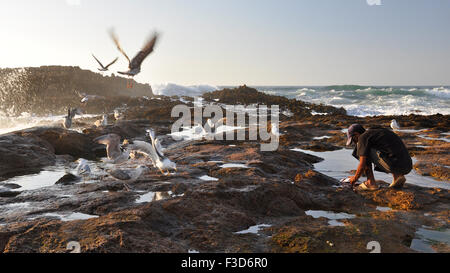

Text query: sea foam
(152, 83), (218, 97)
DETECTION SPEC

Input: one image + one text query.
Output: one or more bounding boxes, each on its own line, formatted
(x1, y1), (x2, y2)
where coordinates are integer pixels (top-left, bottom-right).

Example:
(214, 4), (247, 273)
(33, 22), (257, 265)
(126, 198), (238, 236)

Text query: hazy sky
(0, 0), (449, 86)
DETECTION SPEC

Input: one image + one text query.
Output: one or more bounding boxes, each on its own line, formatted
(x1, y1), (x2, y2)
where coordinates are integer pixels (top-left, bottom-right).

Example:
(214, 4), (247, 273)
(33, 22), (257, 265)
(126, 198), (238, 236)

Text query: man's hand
(349, 176), (358, 186)
(350, 156), (367, 187)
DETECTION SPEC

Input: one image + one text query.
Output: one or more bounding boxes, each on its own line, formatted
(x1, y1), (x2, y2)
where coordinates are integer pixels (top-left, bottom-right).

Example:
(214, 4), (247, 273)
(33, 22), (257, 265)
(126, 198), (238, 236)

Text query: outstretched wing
(147, 129), (164, 158)
(69, 108), (77, 119)
(109, 29), (131, 64)
(92, 54), (105, 69)
(74, 90), (86, 98)
(130, 32), (158, 69)
(105, 57), (119, 69)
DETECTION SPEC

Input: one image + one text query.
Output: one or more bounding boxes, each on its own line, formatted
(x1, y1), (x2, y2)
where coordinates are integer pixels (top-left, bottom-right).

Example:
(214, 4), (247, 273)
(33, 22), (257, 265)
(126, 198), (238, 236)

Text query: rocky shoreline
(0, 86), (448, 253)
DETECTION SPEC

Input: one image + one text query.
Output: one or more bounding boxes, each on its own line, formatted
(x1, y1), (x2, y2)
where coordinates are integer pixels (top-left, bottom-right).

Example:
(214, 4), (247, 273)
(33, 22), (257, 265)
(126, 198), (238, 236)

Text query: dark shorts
(368, 149), (412, 175)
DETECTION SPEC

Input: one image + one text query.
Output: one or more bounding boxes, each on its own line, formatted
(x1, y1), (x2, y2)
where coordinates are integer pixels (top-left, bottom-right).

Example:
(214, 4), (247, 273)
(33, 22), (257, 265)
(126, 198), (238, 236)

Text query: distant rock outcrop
(0, 66), (153, 116)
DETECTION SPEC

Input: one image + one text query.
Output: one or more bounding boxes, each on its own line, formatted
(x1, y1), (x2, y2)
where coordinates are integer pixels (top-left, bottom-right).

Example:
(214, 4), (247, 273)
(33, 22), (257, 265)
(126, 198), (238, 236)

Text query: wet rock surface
(0, 86), (448, 253)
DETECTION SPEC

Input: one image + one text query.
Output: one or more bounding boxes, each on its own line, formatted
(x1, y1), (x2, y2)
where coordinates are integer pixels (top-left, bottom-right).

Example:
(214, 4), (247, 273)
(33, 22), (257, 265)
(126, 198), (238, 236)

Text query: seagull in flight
(110, 29), (159, 77)
(75, 90), (104, 103)
(92, 54), (118, 72)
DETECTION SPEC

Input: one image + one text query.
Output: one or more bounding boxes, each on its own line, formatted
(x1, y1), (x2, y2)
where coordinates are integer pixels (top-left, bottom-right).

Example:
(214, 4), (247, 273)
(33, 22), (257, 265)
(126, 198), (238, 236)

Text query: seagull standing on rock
(110, 29), (159, 77)
(108, 165), (149, 191)
(94, 134), (130, 164)
(391, 119), (400, 131)
(95, 114), (108, 127)
(114, 109), (124, 121)
(271, 122), (280, 137)
(63, 108), (81, 129)
(76, 158), (91, 180)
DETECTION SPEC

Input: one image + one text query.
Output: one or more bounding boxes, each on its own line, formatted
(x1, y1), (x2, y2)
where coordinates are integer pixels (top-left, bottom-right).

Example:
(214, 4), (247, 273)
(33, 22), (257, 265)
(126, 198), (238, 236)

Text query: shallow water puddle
(376, 206), (392, 212)
(199, 175), (219, 181)
(311, 111), (328, 116)
(168, 125), (246, 141)
(410, 227), (450, 253)
(418, 135), (450, 143)
(4, 166), (67, 191)
(305, 210), (356, 227)
(220, 163), (249, 169)
(135, 191), (174, 203)
(227, 185), (260, 192)
(396, 129), (425, 133)
(31, 212), (99, 222)
(235, 224), (271, 235)
(291, 148), (450, 190)
(313, 136), (331, 140)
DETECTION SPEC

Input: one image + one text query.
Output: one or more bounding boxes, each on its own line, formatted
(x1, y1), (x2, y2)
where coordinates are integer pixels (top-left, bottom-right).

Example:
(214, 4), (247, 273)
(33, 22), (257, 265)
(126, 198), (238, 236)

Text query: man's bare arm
(350, 156), (367, 185)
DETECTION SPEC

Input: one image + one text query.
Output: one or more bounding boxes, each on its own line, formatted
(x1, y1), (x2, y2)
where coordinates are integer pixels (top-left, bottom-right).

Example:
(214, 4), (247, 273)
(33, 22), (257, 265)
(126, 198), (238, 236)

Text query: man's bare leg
(364, 164), (378, 188)
(390, 173), (406, 188)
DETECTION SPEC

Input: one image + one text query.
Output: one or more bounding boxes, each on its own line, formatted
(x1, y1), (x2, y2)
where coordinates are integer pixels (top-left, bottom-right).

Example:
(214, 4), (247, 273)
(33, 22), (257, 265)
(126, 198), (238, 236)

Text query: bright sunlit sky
(0, 0), (449, 86)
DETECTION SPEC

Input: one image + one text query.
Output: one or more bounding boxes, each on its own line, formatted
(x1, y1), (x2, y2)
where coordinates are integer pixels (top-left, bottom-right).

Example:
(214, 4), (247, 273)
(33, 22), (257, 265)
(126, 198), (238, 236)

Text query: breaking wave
(152, 83), (218, 97)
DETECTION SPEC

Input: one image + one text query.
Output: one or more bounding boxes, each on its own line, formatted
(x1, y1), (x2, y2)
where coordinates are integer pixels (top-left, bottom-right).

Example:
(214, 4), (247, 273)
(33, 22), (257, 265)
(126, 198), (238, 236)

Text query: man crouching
(345, 124), (412, 191)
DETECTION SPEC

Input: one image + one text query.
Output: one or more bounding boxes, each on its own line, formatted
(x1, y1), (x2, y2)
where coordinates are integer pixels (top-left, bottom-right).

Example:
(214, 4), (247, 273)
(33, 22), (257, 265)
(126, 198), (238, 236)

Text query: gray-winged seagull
(92, 54), (118, 71)
(76, 158), (91, 181)
(127, 131), (176, 175)
(63, 107), (82, 129)
(391, 119), (400, 130)
(108, 165), (148, 191)
(94, 134), (130, 164)
(110, 29), (158, 77)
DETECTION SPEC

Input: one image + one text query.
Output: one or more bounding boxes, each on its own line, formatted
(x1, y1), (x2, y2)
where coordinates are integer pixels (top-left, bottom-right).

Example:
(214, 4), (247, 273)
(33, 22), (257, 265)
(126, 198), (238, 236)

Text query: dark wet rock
(55, 173), (80, 185)
(0, 133), (56, 180)
(14, 127), (96, 159)
(0, 190), (21, 198)
(83, 121), (147, 142)
(203, 85), (347, 117)
(0, 66), (153, 116)
(414, 162), (449, 181)
(1, 184), (21, 190)
(0, 85), (449, 253)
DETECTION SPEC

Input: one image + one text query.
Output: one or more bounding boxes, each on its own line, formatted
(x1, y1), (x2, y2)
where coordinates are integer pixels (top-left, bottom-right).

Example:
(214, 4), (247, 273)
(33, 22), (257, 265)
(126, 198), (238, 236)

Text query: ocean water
(1, 84), (449, 136)
(152, 83), (450, 117)
(254, 85), (450, 117)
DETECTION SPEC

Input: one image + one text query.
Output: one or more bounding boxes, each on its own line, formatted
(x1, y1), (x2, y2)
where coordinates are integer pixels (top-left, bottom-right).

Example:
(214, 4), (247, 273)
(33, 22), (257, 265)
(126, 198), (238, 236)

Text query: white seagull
(94, 134), (130, 164)
(271, 122), (280, 137)
(92, 54), (118, 72)
(114, 109), (124, 121)
(95, 114), (108, 127)
(110, 29), (159, 77)
(128, 133), (176, 175)
(108, 165), (149, 191)
(146, 129), (165, 156)
(63, 108), (80, 129)
(76, 158), (91, 180)
(391, 119), (400, 130)
(75, 90), (104, 103)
